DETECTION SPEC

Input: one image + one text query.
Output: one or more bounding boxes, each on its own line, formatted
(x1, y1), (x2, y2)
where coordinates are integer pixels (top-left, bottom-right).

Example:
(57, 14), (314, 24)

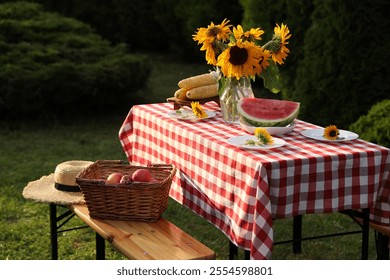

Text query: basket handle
(148, 163), (174, 168)
(96, 160), (125, 165)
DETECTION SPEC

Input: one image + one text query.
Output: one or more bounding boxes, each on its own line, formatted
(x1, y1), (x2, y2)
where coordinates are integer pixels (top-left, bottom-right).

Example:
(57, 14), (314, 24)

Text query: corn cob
(186, 83), (218, 100)
(178, 71), (218, 89)
(174, 88), (188, 100)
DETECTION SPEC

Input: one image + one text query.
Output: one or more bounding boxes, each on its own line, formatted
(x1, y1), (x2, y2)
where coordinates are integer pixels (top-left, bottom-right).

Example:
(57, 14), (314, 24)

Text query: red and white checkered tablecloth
(119, 102), (390, 260)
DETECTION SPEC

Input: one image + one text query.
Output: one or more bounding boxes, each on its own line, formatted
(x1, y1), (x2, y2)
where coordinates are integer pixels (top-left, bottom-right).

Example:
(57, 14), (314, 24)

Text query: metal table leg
(361, 208), (369, 260)
(228, 241), (238, 260)
(376, 232), (389, 260)
(293, 215), (302, 254)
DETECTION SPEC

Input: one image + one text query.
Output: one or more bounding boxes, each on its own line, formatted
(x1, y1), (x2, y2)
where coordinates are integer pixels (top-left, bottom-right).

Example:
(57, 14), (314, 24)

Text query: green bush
(349, 100), (390, 148)
(0, 2), (151, 119)
(291, 0), (390, 127)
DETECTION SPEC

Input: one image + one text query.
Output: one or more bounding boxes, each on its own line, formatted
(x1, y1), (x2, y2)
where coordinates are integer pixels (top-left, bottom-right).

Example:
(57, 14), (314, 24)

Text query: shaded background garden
(0, 0), (389, 260)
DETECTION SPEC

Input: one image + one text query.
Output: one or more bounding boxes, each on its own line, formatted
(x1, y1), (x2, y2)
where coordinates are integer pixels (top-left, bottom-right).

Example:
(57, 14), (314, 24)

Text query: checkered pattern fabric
(119, 102), (390, 259)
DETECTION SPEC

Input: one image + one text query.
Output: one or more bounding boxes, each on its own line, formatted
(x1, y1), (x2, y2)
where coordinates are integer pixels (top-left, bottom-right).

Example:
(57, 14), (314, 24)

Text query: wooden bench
(66, 204), (216, 260)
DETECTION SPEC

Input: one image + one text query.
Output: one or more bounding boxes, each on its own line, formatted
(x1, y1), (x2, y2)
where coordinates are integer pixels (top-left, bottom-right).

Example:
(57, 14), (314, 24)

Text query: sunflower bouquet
(193, 19), (291, 91)
(193, 19), (291, 122)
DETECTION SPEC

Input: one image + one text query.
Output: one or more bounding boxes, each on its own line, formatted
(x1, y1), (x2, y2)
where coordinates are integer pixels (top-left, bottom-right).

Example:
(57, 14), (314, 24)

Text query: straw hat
(22, 160), (93, 205)
(54, 160), (93, 192)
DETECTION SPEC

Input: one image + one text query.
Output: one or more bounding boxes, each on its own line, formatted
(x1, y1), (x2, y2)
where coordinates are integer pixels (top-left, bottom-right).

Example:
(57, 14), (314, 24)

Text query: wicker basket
(76, 160), (176, 222)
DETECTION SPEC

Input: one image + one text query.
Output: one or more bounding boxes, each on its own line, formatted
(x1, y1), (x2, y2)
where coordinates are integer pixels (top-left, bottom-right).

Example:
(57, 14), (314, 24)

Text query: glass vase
(219, 77), (254, 124)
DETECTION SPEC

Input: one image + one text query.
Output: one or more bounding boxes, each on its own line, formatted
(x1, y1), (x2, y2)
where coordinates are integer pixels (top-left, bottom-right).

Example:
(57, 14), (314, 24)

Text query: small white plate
(240, 120), (295, 135)
(301, 129), (359, 142)
(167, 110), (216, 121)
(227, 135), (286, 150)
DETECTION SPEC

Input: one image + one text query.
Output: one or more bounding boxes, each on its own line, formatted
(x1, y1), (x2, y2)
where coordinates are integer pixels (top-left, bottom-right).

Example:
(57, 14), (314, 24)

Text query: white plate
(301, 129), (359, 142)
(240, 120), (295, 135)
(167, 109), (216, 121)
(227, 135), (286, 150)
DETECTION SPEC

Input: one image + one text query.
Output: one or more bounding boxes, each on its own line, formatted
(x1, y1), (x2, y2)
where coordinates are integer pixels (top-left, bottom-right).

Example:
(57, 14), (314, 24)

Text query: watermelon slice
(237, 98), (300, 127)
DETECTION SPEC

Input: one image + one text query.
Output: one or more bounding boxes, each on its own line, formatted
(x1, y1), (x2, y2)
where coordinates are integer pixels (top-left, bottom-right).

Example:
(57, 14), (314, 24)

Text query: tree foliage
(0, 2), (151, 119)
(29, 0), (243, 60)
(291, 0), (390, 127)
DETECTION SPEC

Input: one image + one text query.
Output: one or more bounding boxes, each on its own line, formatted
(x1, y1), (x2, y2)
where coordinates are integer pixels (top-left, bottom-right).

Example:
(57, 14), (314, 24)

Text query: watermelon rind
(239, 118), (296, 135)
(237, 98), (300, 127)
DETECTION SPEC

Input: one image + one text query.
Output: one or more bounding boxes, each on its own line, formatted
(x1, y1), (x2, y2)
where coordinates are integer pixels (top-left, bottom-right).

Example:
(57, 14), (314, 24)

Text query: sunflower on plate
(244, 128), (274, 146)
(255, 128), (274, 145)
(323, 125), (340, 140)
(191, 102), (208, 119)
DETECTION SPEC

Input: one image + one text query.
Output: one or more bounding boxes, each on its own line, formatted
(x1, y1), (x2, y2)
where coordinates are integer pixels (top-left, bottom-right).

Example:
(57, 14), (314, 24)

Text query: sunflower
(193, 19), (232, 66)
(191, 102), (208, 119)
(254, 128), (274, 145)
(199, 40), (218, 65)
(233, 25), (264, 42)
(323, 125), (339, 140)
(193, 18), (231, 44)
(217, 40), (263, 79)
(270, 23), (291, 65)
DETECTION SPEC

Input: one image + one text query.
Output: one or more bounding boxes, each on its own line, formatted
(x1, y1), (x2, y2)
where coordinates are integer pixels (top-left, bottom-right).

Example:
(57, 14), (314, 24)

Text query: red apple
(131, 169), (152, 182)
(106, 172), (123, 184)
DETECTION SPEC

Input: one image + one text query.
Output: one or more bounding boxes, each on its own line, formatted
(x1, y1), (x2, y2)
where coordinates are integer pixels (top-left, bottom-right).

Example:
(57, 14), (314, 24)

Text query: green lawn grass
(0, 54), (378, 260)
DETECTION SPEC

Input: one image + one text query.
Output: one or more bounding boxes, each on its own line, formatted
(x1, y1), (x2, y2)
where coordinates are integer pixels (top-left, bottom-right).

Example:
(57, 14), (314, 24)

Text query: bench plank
(70, 204), (216, 260)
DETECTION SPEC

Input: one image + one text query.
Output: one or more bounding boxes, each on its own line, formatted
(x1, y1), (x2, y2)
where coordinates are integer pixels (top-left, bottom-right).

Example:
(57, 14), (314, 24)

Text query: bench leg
(96, 233), (105, 260)
(49, 204), (58, 260)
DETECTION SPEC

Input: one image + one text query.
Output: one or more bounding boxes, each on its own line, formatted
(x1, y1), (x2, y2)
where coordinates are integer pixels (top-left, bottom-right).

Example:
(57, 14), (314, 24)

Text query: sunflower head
(254, 128), (274, 145)
(193, 18), (232, 44)
(191, 102), (208, 119)
(323, 125), (340, 140)
(199, 40), (218, 65)
(217, 40), (264, 79)
(233, 25), (264, 42)
(268, 23), (291, 65)
(193, 19), (232, 66)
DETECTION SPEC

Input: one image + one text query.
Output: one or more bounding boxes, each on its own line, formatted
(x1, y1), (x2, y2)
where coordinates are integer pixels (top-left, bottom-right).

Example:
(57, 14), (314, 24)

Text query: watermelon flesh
(237, 98), (300, 127)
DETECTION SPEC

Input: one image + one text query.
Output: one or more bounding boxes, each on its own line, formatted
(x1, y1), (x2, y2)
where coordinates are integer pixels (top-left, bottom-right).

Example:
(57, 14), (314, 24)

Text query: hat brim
(23, 174), (85, 205)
